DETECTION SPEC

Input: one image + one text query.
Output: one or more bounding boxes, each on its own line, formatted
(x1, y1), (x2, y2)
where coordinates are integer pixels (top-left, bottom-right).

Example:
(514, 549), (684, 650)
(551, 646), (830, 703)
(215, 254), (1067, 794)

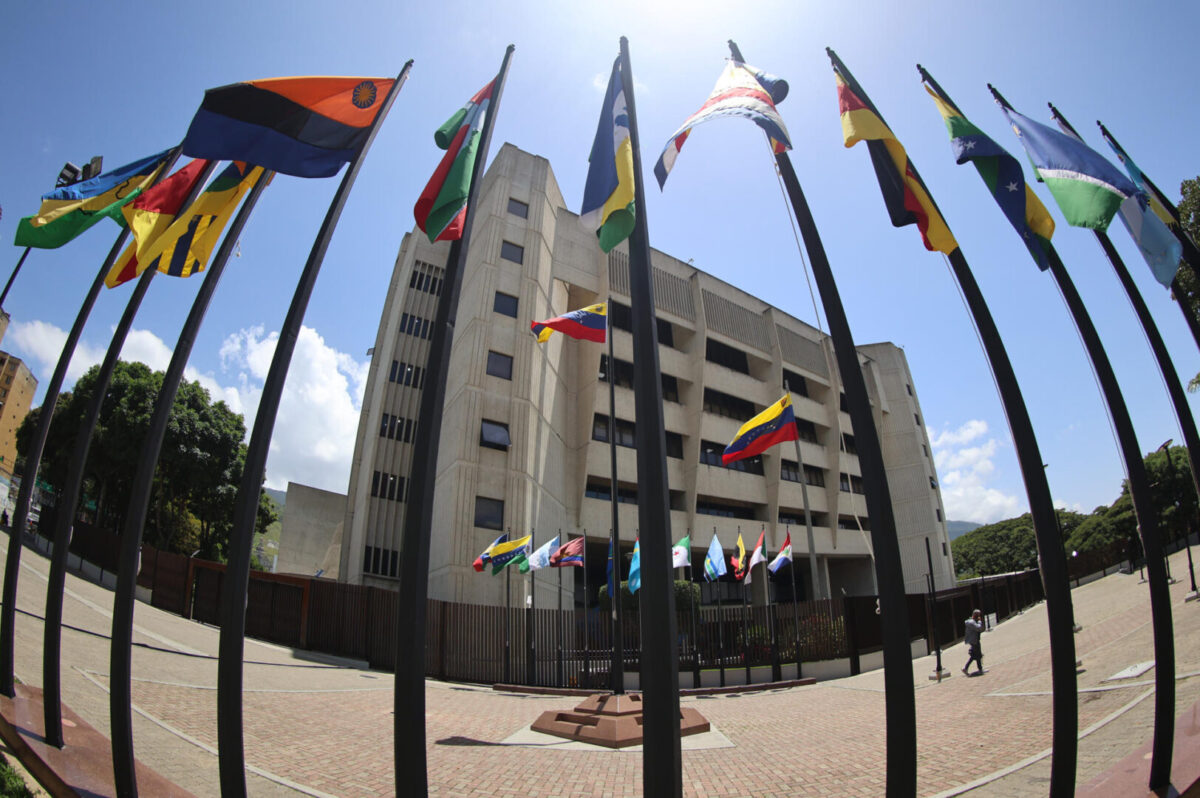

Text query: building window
(665, 431), (684, 459)
(493, 291), (519, 318)
(705, 338), (750, 375)
(929, 476), (938, 489)
(796, 418), (819, 445)
(660, 373), (679, 403)
(781, 459), (801, 483)
(585, 477), (637, 504)
(914, 413), (922, 426)
(702, 387), (756, 420)
(474, 496), (504, 530)
(906, 383), (913, 396)
(839, 472), (851, 492)
(839, 393), (849, 413)
(599, 355), (635, 389)
(409, 262), (443, 296)
(363, 545), (400, 578)
(400, 312), (432, 340)
(480, 419), (511, 450)
(699, 442), (723, 467)
(783, 369), (809, 397)
(936, 507), (943, 522)
(657, 317), (674, 348)
(850, 475), (865, 495)
(593, 413), (635, 447)
(371, 470), (406, 502)
(500, 240), (524, 264)
(804, 464), (825, 487)
(923, 443), (929, 458)
(380, 413), (411, 441)
(486, 350), (513, 380)
(389, 360), (424, 389)
(700, 439), (762, 475)
(696, 497), (757, 520)
(507, 197), (529, 218)
(842, 433), (858, 455)
(838, 515), (863, 530)
(780, 509), (828, 527)
(942, 541), (948, 556)
(609, 301), (632, 332)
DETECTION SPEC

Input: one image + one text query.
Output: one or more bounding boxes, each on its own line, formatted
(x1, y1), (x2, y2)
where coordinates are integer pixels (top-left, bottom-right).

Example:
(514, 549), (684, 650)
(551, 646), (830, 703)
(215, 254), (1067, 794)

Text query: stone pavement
(2, 535), (1198, 796)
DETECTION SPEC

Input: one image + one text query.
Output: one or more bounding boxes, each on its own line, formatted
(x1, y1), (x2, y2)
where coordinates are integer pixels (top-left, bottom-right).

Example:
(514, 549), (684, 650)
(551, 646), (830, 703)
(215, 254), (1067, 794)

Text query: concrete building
(0, 351), (36, 483)
(277, 482), (345, 578)
(340, 143), (954, 606)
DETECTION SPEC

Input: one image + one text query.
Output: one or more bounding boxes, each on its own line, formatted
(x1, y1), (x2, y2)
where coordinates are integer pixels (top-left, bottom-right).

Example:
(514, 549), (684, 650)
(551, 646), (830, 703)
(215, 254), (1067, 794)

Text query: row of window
(399, 312), (432, 341)
(781, 460), (826, 488)
(371, 470), (407, 503)
(363, 545), (399, 578)
(408, 262), (443, 296)
(699, 439), (763, 474)
(838, 473), (866, 494)
(379, 413), (414, 443)
(389, 360), (425, 389)
(599, 355), (680, 403)
(591, 414), (684, 458)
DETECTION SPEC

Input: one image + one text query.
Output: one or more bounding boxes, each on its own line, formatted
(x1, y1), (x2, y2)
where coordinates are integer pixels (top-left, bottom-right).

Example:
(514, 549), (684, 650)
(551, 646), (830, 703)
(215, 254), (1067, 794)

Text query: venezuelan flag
(722, 394), (799, 465)
(831, 52), (957, 255)
(183, 76), (394, 178)
(14, 149), (172, 249)
(530, 303), (607, 343)
(580, 57), (635, 253)
(490, 535), (532, 575)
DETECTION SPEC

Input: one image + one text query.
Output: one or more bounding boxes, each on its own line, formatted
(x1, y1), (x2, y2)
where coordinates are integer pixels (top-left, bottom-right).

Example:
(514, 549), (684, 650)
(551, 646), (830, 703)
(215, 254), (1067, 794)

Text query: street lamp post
(1161, 440), (1199, 601)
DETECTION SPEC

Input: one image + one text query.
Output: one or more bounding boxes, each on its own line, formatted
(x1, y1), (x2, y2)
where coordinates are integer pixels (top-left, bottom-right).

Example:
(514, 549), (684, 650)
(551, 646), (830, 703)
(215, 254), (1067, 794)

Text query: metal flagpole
(505, 559), (512, 683)
(618, 36), (681, 797)
(108, 170), (271, 797)
(739, 548), (751, 685)
(688, 539), (701, 688)
(606, 294), (624, 695)
(763, 535), (781, 682)
(0, 249), (31, 311)
(582, 531), (590, 689)
(527, 530), (536, 686)
(557, 531), (564, 688)
(785, 380), (822, 600)
(1, 144), (182, 698)
(787, 526), (801, 676)
(727, 37), (915, 792)
(43, 159), (218, 748)
(924, 538), (944, 679)
(714, 527), (725, 688)
(214, 67), (410, 798)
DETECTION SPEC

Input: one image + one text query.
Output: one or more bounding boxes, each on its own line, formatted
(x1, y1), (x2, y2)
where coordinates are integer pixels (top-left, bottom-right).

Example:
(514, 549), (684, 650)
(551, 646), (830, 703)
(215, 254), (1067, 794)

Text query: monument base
(531, 692), (709, 749)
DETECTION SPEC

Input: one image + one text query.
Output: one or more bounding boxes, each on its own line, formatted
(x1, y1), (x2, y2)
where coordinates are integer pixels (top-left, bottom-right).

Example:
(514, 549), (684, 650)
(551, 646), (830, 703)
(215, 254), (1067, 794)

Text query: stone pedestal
(531, 693), (709, 748)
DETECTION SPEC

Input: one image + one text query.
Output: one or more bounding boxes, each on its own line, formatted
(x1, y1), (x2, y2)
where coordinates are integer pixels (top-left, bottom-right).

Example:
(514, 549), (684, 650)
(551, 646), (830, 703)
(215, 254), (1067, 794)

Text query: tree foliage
(16, 361), (277, 561)
(952, 445), (1194, 578)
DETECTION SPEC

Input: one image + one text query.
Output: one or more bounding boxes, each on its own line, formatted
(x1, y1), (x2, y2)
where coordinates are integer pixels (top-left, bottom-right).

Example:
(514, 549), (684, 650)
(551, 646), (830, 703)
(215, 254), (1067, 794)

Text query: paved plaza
(3, 536), (1199, 796)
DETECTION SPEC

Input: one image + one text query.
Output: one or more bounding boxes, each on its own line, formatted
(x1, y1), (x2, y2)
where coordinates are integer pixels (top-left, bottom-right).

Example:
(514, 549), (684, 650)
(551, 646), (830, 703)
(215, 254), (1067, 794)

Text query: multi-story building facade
(341, 144), (954, 605)
(0, 351), (36, 482)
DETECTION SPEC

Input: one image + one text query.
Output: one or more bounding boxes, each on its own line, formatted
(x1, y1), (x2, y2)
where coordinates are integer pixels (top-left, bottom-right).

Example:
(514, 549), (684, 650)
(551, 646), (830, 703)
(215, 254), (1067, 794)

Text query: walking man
(962, 608), (984, 676)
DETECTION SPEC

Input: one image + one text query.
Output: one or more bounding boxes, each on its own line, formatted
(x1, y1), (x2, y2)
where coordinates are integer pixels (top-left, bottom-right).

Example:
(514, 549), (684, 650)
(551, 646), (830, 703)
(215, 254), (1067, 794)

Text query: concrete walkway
(3, 536), (1198, 796)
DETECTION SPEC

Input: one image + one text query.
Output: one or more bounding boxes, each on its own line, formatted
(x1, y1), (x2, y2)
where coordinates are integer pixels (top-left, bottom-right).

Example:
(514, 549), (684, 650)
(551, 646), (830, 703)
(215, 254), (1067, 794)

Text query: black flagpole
(606, 294), (624, 694)
(392, 50), (508, 797)
(1096, 121), (1200, 351)
(1051, 97), (1183, 793)
(732, 40), (914, 794)
(618, 36), (682, 798)
(43, 159), (218, 748)
(0, 146), (182, 699)
(787, 527), (801, 675)
(0, 249), (31, 311)
(917, 69), (1082, 793)
(582, 532), (590, 689)
(108, 169), (270, 797)
(714, 527), (725, 688)
(213, 66), (410, 798)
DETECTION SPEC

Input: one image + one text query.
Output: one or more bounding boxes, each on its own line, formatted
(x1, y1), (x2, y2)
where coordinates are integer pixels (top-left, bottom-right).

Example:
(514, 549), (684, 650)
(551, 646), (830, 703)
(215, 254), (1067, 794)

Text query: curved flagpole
(0, 146), (181, 699)
(215, 65), (411, 798)
(393, 48), (511, 797)
(42, 159), (218, 748)
(108, 168), (271, 797)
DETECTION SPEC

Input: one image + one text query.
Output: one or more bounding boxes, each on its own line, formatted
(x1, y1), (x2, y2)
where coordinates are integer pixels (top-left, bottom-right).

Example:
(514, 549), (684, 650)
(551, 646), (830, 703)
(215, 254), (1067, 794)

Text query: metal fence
(132, 544), (1046, 688)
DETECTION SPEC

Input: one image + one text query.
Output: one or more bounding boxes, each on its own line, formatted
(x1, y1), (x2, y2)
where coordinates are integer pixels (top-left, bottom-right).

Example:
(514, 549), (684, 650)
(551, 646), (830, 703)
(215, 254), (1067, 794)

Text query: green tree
(1172, 177), (1200, 390)
(951, 510), (1085, 578)
(16, 361), (275, 560)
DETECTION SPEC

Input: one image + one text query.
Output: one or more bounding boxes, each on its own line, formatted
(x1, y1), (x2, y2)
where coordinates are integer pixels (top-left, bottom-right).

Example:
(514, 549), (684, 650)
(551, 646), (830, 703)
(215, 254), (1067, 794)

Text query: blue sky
(2, 1), (1198, 523)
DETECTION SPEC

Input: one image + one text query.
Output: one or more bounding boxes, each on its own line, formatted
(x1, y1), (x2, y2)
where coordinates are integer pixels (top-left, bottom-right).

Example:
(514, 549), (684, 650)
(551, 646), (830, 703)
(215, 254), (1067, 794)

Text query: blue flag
(703, 533), (727, 582)
(628, 540), (641, 594)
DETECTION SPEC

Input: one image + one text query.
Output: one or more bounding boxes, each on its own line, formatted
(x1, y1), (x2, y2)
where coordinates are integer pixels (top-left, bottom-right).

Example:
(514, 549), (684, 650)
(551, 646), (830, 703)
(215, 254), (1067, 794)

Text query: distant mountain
(264, 487), (287, 509)
(946, 520), (981, 540)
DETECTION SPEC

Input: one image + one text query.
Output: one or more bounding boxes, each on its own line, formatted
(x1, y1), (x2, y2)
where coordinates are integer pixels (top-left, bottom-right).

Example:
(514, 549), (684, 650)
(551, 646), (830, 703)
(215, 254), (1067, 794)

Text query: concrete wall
(278, 482), (345, 578)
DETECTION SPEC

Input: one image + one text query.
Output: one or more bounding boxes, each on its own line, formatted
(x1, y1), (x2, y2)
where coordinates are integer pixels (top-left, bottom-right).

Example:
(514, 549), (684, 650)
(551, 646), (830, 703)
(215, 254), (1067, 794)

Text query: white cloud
(591, 71), (649, 96)
(932, 419), (1021, 524)
(9, 319), (366, 496)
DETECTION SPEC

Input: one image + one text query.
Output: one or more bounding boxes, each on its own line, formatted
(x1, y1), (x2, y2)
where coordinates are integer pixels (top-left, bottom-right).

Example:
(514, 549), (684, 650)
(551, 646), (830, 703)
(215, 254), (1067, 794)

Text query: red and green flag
(413, 79), (495, 243)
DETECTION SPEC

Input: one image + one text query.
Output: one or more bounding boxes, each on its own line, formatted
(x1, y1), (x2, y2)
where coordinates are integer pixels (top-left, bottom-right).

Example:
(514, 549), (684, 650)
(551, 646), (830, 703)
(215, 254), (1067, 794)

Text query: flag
(490, 534), (532, 574)
(1114, 195), (1183, 286)
(550, 536), (585, 567)
(473, 533), (508, 572)
(703, 533), (727, 582)
(654, 59), (792, 188)
(923, 81), (1055, 271)
(1099, 128), (1178, 229)
(413, 79), (495, 242)
(671, 534), (691, 569)
(183, 76), (395, 178)
(768, 531), (792, 574)
(628, 539), (641, 594)
(580, 57), (635, 253)
(730, 532), (747, 581)
(107, 162), (266, 288)
(723, 394), (799, 465)
(744, 532), (767, 585)
(831, 53), (957, 254)
(105, 159), (213, 288)
(531, 303), (607, 343)
(996, 103), (1135, 231)
(14, 149), (173, 249)
(520, 535), (559, 573)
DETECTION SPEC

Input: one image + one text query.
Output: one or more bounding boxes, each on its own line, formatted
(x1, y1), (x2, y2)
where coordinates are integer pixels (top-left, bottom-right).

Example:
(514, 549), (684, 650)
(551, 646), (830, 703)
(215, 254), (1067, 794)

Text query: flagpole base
(928, 667), (951, 682)
(531, 692), (709, 749)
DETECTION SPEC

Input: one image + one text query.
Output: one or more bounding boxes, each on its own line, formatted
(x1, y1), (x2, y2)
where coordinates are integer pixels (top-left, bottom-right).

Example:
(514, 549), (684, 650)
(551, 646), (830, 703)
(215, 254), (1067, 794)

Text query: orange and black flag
(829, 48), (957, 255)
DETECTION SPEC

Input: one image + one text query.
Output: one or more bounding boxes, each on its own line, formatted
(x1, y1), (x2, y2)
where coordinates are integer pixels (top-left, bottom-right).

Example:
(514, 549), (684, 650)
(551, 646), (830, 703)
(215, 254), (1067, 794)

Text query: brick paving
(3, 536), (1199, 796)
